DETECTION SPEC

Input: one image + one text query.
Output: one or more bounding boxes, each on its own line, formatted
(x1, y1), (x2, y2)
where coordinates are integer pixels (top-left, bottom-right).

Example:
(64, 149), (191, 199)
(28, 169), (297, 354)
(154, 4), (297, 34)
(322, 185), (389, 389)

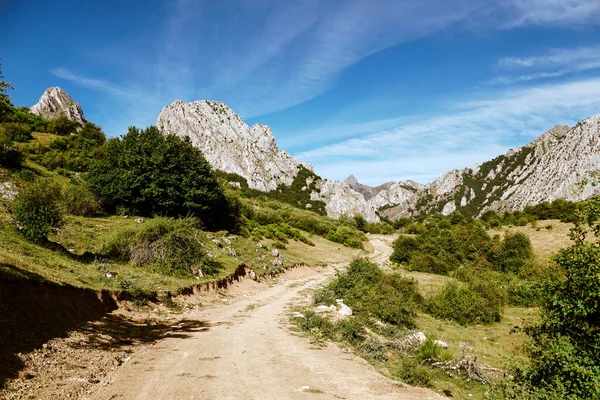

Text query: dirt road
(87, 239), (442, 400)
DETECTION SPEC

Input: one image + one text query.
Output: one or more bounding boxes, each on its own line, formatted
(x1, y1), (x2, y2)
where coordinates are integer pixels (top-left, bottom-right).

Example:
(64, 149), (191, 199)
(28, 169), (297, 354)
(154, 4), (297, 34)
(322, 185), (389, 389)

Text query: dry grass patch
(489, 219), (573, 262)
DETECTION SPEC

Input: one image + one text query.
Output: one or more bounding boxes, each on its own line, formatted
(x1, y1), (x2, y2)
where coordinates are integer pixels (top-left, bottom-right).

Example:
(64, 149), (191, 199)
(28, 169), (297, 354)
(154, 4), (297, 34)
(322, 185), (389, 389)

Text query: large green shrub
(0, 122), (32, 142)
(492, 231), (533, 274)
(62, 181), (100, 216)
(12, 179), (64, 243)
(86, 126), (235, 230)
(104, 218), (220, 278)
(427, 281), (503, 325)
(390, 235), (418, 264)
(0, 137), (22, 168)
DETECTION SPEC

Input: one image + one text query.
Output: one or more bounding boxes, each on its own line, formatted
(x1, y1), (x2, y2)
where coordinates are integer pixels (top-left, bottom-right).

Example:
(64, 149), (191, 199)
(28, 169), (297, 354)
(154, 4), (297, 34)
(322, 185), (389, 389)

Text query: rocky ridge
(156, 100), (305, 192)
(30, 87), (86, 125)
(155, 98), (600, 222)
(381, 118), (600, 219)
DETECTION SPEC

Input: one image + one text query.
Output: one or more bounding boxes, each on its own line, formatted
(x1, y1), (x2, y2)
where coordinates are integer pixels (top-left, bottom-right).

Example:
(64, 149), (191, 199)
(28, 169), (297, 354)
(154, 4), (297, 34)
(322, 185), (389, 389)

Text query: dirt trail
(86, 239), (442, 400)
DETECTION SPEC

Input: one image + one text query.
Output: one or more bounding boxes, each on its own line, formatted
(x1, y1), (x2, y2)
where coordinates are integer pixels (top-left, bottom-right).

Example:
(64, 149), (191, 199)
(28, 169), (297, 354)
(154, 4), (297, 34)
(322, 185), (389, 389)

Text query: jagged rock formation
(156, 100), (305, 192)
(344, 175), (394, 201)
(30, 87), (86, 125)
(311, 180), (380, 222)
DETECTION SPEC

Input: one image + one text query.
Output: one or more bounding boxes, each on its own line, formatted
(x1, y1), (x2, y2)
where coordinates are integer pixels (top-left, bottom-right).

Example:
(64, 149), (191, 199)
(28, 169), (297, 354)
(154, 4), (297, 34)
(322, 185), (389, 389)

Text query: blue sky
(2, 0), (600, 185)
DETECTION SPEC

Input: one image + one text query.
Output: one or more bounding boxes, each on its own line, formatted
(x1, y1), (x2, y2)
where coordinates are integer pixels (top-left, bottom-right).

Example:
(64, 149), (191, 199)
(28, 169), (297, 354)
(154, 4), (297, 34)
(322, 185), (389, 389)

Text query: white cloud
(491, 45), (600, 85)
(498, 45), (600, 71)
(502, 0), (600, 27)
(296, 78), (600, 185)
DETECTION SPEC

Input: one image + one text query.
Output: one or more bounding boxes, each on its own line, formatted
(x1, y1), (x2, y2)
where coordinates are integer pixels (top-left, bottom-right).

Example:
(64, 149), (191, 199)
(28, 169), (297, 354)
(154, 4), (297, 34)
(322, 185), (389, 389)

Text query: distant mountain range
(32, 87), (600, 222)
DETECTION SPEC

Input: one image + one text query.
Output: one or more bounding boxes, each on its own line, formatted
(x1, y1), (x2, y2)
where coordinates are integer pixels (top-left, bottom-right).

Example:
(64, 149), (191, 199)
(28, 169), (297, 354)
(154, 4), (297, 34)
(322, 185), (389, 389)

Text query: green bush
(329, 258), (422, 327)
(47, 116), (79, 136)
(312, 287), (336, 306)
(507, 279), (539, 307)
(408, 252), (451, 274)
(62, 181), (100, 216)
(390, 235), (418, 264)
(492, 231), (534, 274)
(0, 122), (32, 142)
(416, 338), (442, 361)
(358, 336), (388, 362)
(405, 222), (426, 234)
(0, 139), (22, 168)
(12, 179), (64, 243)
(105, 218), (220, 278)
(517, 199), (600, 398)
(427, 281), (502, 325)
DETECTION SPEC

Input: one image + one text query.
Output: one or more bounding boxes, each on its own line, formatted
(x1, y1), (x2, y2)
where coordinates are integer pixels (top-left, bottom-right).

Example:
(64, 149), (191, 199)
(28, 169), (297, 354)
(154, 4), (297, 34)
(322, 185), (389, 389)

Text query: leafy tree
(78, 122), (106, 146)
(85, 126), (235, 230)
(520, 199), (600, 397)
(12, 179), (64, 243)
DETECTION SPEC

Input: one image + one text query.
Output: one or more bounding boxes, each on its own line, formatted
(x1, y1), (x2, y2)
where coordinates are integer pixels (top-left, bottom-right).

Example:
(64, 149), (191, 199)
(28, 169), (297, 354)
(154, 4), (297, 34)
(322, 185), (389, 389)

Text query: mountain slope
(382, 117), (600, 219)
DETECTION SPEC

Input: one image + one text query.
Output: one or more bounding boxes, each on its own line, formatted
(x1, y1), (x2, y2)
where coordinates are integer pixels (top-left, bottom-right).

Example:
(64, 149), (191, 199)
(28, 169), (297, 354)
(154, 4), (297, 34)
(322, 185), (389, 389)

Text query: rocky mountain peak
(156, 99), (302, 192)
(30, 87), (86, 125)
(344, 175), (359, 186)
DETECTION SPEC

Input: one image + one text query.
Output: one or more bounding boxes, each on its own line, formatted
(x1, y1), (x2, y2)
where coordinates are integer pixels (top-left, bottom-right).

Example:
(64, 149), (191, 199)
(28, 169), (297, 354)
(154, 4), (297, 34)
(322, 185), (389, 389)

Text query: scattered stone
(104, 271), (118, 279)
(434, 340), (449, 349)
(135, 217), (144, 223)
(0, 182), (17, 200)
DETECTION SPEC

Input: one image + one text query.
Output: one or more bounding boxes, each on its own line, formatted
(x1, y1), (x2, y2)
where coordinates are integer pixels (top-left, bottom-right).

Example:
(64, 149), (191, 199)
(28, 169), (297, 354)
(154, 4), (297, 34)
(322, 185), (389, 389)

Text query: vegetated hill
(380, 117), (600, 219)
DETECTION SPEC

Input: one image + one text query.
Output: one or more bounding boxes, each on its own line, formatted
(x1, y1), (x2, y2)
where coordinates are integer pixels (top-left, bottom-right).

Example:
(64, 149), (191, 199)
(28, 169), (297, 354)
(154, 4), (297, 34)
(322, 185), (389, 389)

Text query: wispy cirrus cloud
(501, 0), (600, 27)
(296, 78), (600, 185)
(490, 45), (600, 85)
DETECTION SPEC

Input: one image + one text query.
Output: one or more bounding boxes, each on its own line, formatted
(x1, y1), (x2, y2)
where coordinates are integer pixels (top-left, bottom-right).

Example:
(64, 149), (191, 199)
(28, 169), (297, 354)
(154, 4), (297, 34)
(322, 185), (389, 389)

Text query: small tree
(12, 179), (64, 243)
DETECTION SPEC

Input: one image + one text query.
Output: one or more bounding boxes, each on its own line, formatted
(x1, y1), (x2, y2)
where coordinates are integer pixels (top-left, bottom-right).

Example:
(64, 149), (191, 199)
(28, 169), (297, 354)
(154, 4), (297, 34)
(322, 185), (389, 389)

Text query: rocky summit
(30, 87), (86, 125)
(156, 100), (305, 192)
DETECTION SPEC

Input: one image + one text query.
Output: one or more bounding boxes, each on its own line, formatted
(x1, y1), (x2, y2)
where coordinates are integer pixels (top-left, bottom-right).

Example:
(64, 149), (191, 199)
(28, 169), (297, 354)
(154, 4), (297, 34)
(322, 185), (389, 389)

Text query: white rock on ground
(336, 299), (353, 317)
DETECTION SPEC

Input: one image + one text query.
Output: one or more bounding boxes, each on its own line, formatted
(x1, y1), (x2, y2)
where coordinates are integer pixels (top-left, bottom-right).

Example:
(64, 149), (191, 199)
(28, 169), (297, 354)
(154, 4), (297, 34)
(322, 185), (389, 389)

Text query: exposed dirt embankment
(0, 264), (118, 388)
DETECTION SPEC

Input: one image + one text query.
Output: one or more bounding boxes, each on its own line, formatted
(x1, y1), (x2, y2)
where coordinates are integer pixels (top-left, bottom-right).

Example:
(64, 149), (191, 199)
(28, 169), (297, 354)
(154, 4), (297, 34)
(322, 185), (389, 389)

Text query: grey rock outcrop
(156, 100), (304, 192)
(30, 87), (86, 125)
(311, 180), (381, 222)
